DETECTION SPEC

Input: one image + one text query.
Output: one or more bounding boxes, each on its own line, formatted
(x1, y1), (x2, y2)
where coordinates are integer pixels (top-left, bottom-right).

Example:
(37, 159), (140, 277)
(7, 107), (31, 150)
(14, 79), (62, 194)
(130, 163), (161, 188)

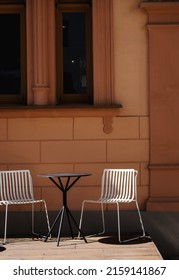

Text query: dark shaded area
(1, 211), (179, 259)
(0, 246), (6, 252)
(0, 13), (21, 95)
(62, 12), (87, 94)
(98, 234), (151, 245)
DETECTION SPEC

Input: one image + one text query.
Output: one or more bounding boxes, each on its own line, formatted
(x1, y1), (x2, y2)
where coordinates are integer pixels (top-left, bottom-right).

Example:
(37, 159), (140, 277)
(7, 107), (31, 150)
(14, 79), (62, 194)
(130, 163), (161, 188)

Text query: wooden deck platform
(0, 235), (162, 260)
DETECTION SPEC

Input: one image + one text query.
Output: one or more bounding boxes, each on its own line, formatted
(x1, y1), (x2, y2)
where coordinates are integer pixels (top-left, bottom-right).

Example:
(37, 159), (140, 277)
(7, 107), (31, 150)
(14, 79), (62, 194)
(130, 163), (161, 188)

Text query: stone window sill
(0, 105), (121, 117)
(0, 104), (122, 134)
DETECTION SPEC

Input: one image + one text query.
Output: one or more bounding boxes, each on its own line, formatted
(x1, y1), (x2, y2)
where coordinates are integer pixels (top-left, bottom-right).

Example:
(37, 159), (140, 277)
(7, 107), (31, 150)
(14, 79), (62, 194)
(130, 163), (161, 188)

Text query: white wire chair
(78, 169), (146, 243)
(0, 170), (51, 244)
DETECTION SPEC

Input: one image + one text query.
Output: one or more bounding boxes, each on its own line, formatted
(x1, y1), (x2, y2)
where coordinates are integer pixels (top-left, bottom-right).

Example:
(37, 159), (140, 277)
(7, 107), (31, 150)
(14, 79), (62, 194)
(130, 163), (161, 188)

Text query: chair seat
(0, 199), (37, 205)
(98, 198), (135, 203)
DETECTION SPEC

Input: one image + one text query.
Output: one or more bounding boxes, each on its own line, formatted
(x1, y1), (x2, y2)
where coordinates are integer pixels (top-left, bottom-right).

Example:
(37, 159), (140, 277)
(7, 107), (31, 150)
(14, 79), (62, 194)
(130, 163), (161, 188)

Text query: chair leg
(100, 202), (105, 235)
(42, 200), (51, 237)
(116, 202), (122, 243)
(31, 201), (51, 239)
(78, 201), (105, 238)
(31, 202), (35, 235)
(135, 201), (146, 238)
(78, 200), (85, 238)
(3, 205), (8, 244)
(120, 202), (146, 243)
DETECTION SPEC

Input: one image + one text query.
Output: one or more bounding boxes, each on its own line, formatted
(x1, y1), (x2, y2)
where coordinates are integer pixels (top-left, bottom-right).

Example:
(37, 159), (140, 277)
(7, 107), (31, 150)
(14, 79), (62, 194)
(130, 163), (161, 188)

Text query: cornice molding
(141, 1), (179, 23)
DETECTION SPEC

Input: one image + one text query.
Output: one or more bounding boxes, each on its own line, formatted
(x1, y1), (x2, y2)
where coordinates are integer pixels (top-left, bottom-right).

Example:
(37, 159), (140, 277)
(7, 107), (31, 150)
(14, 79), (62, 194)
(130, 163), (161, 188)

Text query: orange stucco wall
(0, 114), (149, 212)
(0, 0), (150, 212)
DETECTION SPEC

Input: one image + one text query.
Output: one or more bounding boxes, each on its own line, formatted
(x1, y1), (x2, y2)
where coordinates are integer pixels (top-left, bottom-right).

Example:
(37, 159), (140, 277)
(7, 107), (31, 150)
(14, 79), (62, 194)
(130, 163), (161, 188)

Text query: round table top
(38, 172), (91, 178)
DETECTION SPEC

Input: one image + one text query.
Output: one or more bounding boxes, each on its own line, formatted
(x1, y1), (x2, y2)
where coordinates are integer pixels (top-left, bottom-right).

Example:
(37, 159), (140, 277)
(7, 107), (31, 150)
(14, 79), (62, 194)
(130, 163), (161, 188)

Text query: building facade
(0, 0), (179, 221)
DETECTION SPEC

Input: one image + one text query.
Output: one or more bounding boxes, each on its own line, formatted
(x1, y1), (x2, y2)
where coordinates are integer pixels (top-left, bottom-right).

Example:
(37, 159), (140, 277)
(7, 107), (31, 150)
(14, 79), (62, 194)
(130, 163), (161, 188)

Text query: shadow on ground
(98, 234), (152, 245)
(0, 246), (6, 252)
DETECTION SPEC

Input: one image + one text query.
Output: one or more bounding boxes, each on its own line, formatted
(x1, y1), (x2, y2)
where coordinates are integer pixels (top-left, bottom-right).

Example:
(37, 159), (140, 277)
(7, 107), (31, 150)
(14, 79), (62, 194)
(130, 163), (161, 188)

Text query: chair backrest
(100, 169), (138, 202)
(0, 170), (34, 203)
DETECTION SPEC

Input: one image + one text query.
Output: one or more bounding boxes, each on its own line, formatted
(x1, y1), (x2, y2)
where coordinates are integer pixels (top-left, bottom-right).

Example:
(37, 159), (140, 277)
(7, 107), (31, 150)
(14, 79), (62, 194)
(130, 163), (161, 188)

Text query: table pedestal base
(45, 206), (87, 246)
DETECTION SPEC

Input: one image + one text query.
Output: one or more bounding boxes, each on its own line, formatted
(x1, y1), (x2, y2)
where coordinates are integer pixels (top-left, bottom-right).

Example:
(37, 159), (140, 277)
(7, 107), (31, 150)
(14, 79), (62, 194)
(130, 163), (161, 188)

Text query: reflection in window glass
(62, 12), (86, 94)
(0, 14), (20, 95)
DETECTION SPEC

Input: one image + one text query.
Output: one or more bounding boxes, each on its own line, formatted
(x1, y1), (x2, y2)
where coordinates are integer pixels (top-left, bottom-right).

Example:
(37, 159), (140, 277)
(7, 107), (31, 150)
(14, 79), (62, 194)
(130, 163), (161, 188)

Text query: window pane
(0, 14), (21, 95)
(62, 12), (86, 94)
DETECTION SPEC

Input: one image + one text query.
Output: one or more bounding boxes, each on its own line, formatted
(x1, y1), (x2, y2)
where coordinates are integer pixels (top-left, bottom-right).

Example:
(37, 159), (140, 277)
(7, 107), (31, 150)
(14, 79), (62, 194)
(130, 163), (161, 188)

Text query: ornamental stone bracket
(103, 117), (113, 134)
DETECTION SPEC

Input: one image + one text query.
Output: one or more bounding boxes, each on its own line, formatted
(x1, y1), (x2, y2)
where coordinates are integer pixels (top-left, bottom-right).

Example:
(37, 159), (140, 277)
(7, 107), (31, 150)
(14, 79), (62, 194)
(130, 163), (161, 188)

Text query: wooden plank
(0, 236), (162, 260)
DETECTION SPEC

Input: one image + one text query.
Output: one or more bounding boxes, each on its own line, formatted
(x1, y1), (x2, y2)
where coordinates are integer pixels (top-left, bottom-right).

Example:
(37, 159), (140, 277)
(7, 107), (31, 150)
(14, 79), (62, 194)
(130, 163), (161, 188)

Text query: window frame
(56, 3), (93, 104)
(0, 4), (26, 104)
(0, 0), (115, 108)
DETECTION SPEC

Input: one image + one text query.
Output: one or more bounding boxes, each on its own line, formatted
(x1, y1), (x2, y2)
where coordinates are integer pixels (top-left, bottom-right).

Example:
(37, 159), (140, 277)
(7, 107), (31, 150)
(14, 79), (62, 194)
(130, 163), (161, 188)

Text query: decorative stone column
(92, 0), (114, 105)
(141, 2), (179, 211)
(26, 0), (56, 105)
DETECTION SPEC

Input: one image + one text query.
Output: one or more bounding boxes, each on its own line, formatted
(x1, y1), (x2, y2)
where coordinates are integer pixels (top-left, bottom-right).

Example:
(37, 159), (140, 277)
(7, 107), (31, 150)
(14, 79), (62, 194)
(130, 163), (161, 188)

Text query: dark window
(0, 4), (26, 104)
(0, 14), (20, 95)
(62, 12), (86, 94)
(56, 1), (93, 104)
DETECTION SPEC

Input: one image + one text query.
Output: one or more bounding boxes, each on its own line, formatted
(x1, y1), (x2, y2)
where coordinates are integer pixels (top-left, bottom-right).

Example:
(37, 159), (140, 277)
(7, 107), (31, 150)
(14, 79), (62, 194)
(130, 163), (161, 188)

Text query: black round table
(39, 172), (91, 246)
